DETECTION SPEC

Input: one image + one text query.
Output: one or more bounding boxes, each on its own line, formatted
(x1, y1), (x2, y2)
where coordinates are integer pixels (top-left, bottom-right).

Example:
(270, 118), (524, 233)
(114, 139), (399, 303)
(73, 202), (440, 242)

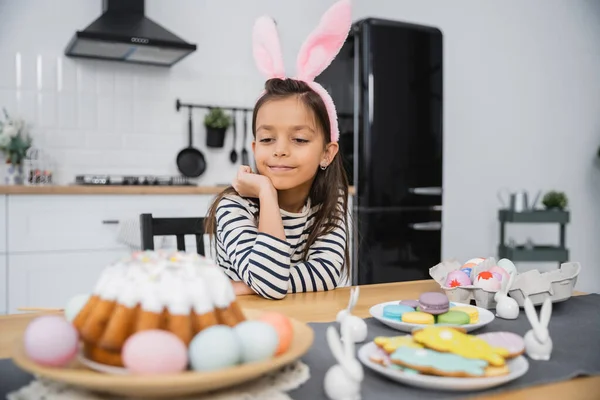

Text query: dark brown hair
(205, 78), (350, 282)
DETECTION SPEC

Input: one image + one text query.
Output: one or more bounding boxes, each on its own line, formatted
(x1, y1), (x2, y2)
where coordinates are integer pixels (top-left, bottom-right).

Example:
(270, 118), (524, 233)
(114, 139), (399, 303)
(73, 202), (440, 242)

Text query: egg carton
(508, 262), (581, 307)
(430, 258), (582, 309)
(429, 257), (502, 309)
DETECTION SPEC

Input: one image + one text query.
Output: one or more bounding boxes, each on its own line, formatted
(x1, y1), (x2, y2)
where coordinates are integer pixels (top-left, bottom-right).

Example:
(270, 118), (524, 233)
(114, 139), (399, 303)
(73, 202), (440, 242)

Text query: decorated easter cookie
(412, 327), (509, 366)
(436, 310), (470, 325)
(477, 332), (525, 359)
(449, 306), (479, 324)
(369, 347), (420, 374)
(374, 335), (423, 354)
(390, 347), (489, 377)
(383, 304), (415, 319)
(402, 311), (435, 325)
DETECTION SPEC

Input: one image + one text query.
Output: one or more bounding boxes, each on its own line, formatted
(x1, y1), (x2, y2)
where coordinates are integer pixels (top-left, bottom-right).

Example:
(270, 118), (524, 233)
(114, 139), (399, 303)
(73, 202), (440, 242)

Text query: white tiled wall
(0, 0), (334, 185)
(0, 52), (254, 184)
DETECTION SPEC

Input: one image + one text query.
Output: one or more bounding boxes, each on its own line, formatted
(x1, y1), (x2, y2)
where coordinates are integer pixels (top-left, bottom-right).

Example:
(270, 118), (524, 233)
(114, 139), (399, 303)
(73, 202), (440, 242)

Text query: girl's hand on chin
(233, 165), (275, 198)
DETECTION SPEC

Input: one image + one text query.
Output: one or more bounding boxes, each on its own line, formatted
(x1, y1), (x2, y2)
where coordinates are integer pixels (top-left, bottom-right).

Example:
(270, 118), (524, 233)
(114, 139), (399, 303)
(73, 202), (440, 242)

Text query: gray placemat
(289, 293), (600, 399)
(1, 294), (599, 399)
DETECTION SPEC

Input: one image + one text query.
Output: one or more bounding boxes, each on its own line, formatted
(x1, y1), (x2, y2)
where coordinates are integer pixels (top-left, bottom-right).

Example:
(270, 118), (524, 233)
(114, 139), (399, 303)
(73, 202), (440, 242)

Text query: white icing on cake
(95, 250), (234, 314)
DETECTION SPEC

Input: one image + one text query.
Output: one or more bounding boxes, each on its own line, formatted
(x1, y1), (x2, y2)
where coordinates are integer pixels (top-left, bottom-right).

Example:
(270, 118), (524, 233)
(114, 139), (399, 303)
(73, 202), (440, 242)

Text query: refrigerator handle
(408, 187), (443, 196)
(409, 222), (442, 231)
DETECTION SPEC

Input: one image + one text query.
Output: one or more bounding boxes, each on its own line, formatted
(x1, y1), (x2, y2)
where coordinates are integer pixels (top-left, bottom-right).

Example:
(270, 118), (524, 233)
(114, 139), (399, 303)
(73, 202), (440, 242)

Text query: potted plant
(204, 107), (231, 148)
(0, 108), (32, 185)
(542, 191), (568, 210)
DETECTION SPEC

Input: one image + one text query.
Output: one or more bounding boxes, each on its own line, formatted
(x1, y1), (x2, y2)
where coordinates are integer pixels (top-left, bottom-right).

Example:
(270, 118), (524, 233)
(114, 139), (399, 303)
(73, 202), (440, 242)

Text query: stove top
(74, 175), (194, 186)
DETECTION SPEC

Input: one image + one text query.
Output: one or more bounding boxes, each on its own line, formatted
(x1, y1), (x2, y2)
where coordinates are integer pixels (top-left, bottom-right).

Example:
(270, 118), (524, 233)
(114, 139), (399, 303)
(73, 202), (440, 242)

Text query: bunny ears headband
(252, 0), (352, 143)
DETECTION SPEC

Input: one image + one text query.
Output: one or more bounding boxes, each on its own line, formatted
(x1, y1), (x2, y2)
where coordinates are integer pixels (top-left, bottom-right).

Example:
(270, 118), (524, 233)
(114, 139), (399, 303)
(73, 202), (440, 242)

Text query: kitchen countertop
(0, 185), (356, 195)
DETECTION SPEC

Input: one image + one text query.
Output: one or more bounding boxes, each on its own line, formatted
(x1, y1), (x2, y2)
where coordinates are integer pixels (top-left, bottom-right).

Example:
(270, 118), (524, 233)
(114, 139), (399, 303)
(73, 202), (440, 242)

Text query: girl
(205, 0), (352, 299)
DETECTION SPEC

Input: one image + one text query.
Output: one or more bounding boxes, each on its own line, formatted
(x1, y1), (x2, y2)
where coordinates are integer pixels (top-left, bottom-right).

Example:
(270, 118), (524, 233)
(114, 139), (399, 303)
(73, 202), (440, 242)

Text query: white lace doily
(6, 361), (310, 400)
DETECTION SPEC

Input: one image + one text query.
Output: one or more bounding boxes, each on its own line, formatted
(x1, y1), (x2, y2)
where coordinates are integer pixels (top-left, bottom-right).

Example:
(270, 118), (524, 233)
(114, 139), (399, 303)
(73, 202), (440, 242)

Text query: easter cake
(72, 250), (247, 367)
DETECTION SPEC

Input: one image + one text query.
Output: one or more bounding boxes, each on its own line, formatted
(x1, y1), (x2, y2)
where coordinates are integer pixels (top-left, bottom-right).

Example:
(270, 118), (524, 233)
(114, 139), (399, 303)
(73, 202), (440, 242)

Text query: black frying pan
(176, 108), (206, 177)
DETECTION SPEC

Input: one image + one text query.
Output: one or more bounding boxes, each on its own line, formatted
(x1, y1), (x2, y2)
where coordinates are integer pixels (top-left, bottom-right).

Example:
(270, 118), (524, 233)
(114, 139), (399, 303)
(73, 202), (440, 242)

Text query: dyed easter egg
(465, 257), (486, 265)
(444, 270), (471, 288)
(234, 321), (279, 363)
(189, 325), (241, 371)
(123, 330), (188, 374)
(24, 316), (79, 367)
(459, 266), (473, 280)
(64, 294), (90, 323)
(488, 266), (510, 282)
(259, 312), (294, 355)
(474, 271), (501, 291)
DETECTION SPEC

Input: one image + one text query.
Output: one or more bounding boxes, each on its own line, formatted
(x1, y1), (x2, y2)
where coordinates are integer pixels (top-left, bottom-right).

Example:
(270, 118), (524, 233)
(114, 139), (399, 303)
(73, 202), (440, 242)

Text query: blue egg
(189, 325), (241, 371)
(233, 321), (279, 363)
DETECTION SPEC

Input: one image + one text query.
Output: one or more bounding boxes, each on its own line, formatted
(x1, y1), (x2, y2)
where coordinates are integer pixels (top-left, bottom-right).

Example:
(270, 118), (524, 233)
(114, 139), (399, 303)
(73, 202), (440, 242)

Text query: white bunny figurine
(324, 323), (364, 400)
(494, 270), (519, 319)
(336, 287), (368, 343)
(523, 297), (553, 361)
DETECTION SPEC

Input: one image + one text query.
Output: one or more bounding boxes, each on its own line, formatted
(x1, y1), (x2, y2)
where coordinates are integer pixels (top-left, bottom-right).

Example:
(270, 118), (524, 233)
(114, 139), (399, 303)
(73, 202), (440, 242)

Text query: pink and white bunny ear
(252, 16), (286, 79)
(295, 0), (352, 81)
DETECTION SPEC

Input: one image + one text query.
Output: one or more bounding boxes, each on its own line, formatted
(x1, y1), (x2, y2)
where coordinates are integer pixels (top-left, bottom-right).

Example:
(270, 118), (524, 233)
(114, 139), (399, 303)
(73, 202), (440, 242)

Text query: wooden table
(1, 280), (598, 399)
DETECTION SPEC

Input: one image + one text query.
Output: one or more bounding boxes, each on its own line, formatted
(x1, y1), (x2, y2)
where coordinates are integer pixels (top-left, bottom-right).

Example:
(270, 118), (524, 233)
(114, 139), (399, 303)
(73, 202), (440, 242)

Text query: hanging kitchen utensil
(176, 107), (206, 178)
(230, 110), (238, 164)
(241, 110), (250, 165)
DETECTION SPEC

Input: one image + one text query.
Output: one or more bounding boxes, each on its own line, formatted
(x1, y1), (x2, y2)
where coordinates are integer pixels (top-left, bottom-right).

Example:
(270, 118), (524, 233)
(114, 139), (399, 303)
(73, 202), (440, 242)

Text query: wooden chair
(139, 213), (206, 255)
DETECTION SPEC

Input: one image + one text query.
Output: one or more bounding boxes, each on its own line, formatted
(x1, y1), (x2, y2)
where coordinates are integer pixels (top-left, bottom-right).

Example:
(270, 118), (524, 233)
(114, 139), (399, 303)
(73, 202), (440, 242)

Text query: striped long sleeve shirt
(215, 194), (347, 299)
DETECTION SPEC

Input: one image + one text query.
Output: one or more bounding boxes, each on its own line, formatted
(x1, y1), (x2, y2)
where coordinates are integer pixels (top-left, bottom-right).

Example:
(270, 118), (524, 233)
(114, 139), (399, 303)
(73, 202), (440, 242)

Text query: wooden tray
(11, 308), (314, 398)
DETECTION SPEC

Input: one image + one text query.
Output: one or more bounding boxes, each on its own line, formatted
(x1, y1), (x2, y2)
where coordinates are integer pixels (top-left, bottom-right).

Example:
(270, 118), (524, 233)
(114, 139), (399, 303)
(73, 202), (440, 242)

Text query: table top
(0, 280), (597, 399)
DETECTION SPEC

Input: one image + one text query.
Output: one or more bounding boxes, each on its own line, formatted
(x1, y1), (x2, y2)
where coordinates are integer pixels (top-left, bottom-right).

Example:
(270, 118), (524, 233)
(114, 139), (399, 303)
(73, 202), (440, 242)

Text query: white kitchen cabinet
(7, 194), (216, 253)
(0, 195), (6, 253)
(0, 255), (6, 314)
(7, 250), (128, 314)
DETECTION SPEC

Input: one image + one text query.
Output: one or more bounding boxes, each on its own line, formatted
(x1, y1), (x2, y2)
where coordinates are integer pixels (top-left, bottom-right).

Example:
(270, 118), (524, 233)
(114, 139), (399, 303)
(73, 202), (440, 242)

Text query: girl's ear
(253, 16), (286, 79)
(295, 0), (352, 82)
(322, 142), (339, 166)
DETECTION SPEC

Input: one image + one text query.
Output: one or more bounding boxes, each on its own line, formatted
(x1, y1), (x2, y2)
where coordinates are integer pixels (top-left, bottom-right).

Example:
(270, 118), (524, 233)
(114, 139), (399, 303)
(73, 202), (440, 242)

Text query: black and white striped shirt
(215, 194), (347, 299)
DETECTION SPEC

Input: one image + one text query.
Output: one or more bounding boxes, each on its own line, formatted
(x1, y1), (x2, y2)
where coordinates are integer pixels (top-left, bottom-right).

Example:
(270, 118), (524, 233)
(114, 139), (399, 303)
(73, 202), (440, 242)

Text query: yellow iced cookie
(412, 326), (509, 366)
(374, 335), (424, 353)
(450, 306), (479, 324)
(402, 311), (435, 325)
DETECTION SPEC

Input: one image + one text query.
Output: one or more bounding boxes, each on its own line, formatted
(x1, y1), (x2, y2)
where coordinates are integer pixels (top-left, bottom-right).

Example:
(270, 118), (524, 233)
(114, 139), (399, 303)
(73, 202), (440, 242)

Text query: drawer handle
(102, 220), (120, 225)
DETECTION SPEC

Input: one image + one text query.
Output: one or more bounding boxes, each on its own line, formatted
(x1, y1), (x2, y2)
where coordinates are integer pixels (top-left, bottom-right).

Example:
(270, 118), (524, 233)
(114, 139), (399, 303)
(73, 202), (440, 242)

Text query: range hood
(65, 0), (197, 67)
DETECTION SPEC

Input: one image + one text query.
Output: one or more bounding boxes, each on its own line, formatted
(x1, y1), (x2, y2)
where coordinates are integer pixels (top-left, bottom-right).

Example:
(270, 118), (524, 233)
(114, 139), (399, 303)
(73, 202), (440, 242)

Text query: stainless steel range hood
(65, 0), (197, 67)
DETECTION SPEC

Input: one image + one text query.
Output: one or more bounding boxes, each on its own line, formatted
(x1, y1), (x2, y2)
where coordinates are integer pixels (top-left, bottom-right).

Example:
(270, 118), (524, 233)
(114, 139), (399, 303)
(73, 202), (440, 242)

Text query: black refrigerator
(316, 18), (443, 285)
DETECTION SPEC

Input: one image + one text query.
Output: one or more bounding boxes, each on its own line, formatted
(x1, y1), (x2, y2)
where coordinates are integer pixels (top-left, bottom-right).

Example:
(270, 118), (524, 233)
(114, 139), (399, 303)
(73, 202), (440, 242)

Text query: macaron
(383, 304), (415, 320)
(401, 311), (435, 325)
(398, 300), (420, 309)
(450, 306), (479, 324)
(436, 310), (471, 325)
(417, 292), (449, 315)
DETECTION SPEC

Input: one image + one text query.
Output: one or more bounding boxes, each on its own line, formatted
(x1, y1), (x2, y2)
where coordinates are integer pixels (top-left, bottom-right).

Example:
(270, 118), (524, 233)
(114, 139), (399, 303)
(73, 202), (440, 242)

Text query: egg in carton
(429, 257), (517, 309)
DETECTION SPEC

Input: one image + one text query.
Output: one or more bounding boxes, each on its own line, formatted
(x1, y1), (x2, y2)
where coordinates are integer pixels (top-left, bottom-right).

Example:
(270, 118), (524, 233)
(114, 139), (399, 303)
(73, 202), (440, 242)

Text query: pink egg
(491, 272), (502, 281)
(123, 330), (188, 375)
(24, 315), (79, 367)
(474, 271), (502, 291)
(488, 266), (510, 282)
(444, 270), (471, 288)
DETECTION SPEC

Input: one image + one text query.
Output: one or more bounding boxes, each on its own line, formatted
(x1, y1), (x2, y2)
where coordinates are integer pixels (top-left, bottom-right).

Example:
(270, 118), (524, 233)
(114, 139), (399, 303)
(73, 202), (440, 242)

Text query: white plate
(358, 341), (529, 392)
(78, 352), (129, 375)
(369, 301), (495, 333)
